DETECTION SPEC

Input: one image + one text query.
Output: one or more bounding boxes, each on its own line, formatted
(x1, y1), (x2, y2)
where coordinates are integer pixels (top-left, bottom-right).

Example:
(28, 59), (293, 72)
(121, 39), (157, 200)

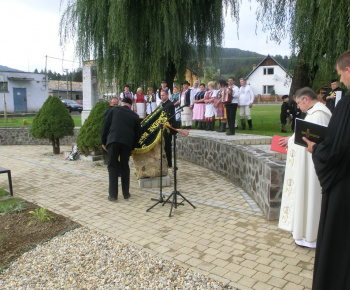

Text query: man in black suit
(103, 97), (119, 118)
(160, 89), (175, 168)
(101, 98), (141, 201)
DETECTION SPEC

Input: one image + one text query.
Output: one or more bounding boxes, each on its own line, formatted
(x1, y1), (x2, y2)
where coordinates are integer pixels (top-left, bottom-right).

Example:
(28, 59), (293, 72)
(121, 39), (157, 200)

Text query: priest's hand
(302, 137), (316, 153)
(279, 137), (290, 147)
(102, 144), (108, 152)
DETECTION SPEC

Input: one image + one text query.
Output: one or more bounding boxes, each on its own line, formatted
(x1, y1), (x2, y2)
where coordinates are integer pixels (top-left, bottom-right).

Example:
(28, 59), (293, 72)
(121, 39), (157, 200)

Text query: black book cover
(294, 118), (327, 147)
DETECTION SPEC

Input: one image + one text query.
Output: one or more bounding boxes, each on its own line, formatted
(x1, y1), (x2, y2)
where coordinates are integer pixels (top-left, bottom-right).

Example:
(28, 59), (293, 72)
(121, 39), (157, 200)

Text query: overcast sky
(0, 0), (290, 74)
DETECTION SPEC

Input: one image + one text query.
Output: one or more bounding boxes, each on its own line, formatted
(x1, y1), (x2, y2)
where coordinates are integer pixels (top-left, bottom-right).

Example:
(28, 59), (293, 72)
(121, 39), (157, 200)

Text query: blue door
(13, 88), (27, 112)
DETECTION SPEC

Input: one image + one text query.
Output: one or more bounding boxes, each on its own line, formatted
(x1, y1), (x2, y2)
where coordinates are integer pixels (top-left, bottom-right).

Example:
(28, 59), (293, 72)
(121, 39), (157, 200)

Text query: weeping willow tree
(60, 0), (240, 90)
(256, 0), (350, 94)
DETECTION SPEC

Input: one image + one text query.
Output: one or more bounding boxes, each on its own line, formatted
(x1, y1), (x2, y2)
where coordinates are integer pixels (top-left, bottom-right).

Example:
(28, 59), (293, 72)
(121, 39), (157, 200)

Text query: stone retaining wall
(0, 127), (79, 146)
(176, 135), (285, 220)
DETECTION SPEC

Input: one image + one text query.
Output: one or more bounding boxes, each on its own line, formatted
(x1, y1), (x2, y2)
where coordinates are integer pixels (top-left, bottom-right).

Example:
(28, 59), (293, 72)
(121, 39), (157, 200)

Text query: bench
(0, 166), (13, 196)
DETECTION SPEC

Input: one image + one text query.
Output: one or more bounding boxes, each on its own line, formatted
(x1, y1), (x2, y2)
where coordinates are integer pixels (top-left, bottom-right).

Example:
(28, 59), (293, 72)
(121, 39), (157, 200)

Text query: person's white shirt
(231, 85), (240, 104)
(190, 86), (200, 106)
(212, 89), (218, 98)
(239, 85), (254, 106)
(156, 88), (171, 105)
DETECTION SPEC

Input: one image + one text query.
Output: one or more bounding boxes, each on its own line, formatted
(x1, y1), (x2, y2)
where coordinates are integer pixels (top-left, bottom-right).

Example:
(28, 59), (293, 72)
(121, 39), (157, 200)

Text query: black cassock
(312, 93), (350, 290)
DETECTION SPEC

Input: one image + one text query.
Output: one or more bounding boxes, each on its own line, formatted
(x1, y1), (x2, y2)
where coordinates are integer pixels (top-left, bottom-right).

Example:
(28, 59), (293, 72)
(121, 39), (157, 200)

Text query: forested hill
(204, 47), (292, 80)
(35, 48), (291, 82)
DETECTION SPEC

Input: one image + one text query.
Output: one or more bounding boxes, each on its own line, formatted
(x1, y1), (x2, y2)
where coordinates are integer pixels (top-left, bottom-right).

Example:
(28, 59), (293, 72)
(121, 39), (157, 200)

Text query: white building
(246, 55), (292, 97)
(0, 65), (48, 113)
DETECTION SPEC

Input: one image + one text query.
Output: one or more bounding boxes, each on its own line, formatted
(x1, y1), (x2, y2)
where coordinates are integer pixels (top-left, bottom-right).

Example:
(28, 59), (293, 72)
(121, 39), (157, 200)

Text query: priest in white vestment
(278, 87), (332, 248)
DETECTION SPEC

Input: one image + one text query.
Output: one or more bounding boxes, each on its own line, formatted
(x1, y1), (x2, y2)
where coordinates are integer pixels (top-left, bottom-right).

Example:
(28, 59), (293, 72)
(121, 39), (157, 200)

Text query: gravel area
(0, 227), (233, 289)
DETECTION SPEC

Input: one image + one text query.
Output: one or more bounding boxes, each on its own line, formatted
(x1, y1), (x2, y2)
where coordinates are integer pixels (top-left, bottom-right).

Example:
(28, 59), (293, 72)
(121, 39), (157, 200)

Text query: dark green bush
(76, 101), (110, 156)
(30, 96), (74, 154)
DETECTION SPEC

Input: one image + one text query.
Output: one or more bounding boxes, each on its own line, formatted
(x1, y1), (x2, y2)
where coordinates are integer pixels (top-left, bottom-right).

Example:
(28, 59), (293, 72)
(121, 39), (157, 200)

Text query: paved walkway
(0, 145), (314, 289)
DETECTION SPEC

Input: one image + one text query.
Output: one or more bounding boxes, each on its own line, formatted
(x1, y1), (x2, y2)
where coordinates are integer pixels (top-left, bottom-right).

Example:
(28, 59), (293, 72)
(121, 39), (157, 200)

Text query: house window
(0, 82), (8, 93)
(263, 85), (275, 94)
(263, 68), (274, 75)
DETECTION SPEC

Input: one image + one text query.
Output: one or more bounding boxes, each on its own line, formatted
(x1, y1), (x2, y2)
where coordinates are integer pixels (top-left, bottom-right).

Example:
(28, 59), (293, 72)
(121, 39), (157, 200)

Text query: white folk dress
(278, 102), (332, 245)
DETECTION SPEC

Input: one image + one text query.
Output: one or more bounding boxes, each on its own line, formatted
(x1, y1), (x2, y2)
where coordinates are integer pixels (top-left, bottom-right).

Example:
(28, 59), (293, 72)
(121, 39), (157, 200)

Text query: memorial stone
(81, 64), (98, 124)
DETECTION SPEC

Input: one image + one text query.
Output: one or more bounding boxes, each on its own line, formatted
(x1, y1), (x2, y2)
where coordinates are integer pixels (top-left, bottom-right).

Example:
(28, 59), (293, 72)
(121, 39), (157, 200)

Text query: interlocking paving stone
(0, 145), (314, 289)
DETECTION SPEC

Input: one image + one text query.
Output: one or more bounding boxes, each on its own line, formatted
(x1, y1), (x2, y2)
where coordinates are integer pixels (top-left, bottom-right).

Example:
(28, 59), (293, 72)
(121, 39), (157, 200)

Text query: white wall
(247, 66), (291, 96)
(0, 71), (48, 113)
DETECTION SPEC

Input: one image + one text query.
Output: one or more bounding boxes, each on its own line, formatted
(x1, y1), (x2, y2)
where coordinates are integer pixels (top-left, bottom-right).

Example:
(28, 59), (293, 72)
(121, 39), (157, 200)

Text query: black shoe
(124, 193), (131, 200)
(226, 132), (235, 136)
(108, 196), (118, 202)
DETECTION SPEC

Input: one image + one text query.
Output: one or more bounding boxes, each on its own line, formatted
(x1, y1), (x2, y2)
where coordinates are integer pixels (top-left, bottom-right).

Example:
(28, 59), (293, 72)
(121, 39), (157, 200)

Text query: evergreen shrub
(76, 101), (109, 156)
(30, 96), (75, 154)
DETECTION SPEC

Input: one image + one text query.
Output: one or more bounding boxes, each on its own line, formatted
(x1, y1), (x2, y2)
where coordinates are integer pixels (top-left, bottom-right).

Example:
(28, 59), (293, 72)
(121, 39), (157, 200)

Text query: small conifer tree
(30, 96), (75, 154)
(76, 101), (110, 156)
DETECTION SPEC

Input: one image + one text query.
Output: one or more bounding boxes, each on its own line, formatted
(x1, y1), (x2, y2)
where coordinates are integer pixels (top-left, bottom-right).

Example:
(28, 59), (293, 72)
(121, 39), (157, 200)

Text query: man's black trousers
(226, 103), (238, 134)
(107, 142), (131, 199)
(163, 131), (172, 168)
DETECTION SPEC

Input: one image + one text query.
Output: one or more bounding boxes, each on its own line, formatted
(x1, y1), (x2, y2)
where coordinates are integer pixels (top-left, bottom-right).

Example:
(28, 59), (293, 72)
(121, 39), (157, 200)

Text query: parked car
(61, 99), (83, 113)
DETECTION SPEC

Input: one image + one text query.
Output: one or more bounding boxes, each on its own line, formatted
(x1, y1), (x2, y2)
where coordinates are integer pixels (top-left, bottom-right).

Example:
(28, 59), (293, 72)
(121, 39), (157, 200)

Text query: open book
(294, 118), (327, 147)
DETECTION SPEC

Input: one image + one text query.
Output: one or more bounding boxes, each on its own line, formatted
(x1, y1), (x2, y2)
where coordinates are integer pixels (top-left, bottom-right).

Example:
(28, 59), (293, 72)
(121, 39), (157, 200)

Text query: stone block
(132, 140), (168, 179)
(138, 175), (170, 188)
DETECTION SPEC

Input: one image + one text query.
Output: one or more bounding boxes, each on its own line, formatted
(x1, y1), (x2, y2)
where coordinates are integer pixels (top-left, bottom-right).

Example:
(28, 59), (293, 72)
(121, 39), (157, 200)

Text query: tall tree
(60, 0), (240, 90)
(256, 0), (350, 93)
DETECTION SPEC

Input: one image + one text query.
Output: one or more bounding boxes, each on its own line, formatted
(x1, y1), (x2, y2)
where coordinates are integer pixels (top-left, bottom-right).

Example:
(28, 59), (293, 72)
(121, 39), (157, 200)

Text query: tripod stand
(162, 130), (196, 217)
(146, 121), (169, 212)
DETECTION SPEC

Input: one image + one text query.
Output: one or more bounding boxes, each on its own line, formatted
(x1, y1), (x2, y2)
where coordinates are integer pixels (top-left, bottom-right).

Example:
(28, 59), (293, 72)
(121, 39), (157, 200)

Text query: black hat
(182, 80), (190, 85)
(122, 98), (133, 105)
(282, 95), (289, 99)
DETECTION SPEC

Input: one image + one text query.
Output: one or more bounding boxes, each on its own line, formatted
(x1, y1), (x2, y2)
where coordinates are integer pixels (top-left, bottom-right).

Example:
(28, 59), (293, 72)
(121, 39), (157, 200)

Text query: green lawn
(0, 105), (290, 137)
(0, 115), (82, 127)
(214, 104), (291, 137)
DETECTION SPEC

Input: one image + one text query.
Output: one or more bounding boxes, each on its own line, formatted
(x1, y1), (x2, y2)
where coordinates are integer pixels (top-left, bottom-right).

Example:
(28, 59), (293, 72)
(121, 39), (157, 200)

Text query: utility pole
(64, 69), (69, 99)
(44, 55), (48, 89)
(1, 74), (8, 123)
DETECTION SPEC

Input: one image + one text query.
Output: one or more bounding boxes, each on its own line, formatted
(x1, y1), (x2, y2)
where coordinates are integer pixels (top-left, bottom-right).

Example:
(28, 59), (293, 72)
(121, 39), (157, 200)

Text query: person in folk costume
(215, 79), (228, 133)
(171, 85), (181, 128)
(145, 87), (157, 116)
(278, 87), (331, 250)
(303, 50), (350, 290)
(133, 87), (147, 119)
(156, 80), (172, 106)
(226, 77), (240, 135)
(192, 83), (206, 130)
(180, 80), (192, 129)
(119, 84), (134, 111)
(238, 78), (255, 130)
(190, 80), (200, 128)
(204, 81), (216, 131)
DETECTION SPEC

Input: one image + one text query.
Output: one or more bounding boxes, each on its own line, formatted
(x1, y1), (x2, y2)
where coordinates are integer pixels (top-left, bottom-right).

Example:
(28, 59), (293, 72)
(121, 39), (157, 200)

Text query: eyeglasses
(296, 97), (305, 105)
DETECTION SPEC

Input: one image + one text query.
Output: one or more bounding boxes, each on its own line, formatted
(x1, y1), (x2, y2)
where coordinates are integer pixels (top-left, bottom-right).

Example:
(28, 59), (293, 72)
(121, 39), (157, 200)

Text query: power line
(45, 55), (79, 63)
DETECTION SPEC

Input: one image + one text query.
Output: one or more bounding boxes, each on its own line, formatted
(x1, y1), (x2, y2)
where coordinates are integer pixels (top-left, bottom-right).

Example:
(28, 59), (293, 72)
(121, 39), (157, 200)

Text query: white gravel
(0, 227), (234, 289)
